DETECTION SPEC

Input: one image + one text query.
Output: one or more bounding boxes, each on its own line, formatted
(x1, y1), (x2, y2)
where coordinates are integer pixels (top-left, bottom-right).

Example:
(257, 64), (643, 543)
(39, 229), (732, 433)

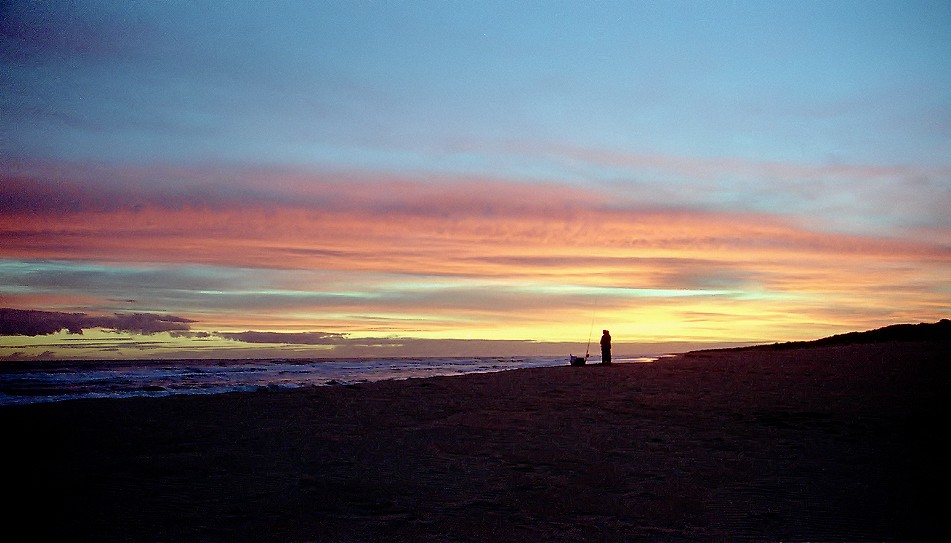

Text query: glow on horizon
(2, 1), (950, 359)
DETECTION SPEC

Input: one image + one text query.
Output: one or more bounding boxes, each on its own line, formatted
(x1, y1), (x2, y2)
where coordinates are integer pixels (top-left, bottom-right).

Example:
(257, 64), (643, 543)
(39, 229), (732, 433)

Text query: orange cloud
(3, 197), (946, 279)
(2, 160), (949, 352)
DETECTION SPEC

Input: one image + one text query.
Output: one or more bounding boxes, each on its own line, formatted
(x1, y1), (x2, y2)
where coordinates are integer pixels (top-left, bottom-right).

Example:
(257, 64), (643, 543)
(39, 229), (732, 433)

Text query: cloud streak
(218, 331), (348, 345)
(4, 160), (948, 268)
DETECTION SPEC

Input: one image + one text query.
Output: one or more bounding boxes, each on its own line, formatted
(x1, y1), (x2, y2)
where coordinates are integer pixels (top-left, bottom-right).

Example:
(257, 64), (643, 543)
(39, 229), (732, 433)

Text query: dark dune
(4, 340), (949, 541)
(724, 318), (951, 351)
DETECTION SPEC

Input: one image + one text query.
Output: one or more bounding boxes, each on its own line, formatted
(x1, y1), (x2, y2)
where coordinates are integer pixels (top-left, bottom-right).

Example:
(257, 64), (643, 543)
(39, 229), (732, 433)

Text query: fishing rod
(584, 314), (595, 360)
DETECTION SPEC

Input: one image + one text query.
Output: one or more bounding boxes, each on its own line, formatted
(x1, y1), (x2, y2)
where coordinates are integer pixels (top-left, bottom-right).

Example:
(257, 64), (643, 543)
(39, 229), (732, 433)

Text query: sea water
(0, 355), (659, 406)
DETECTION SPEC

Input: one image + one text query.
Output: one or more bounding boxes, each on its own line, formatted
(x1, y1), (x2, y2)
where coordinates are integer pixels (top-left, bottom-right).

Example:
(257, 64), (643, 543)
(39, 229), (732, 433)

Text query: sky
(1, 0), (950, 360)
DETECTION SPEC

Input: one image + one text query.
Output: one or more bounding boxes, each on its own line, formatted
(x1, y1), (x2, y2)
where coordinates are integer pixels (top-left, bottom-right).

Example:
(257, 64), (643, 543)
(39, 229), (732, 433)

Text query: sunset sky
(2, 1), (950, 360)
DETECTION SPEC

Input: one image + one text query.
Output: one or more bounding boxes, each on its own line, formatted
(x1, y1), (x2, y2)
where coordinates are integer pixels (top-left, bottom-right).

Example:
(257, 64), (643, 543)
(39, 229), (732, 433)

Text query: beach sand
(5, 341), (949, 542)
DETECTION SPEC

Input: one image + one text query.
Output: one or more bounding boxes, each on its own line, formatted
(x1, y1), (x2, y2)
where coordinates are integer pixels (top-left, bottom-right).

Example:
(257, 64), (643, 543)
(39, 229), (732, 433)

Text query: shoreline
(5, 340), (949, 541)
(0, 354), (665, 407)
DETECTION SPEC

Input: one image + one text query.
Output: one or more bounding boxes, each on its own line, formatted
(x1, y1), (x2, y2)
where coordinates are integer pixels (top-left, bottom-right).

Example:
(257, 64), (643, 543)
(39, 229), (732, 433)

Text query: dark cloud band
(0, 308), (193, 336)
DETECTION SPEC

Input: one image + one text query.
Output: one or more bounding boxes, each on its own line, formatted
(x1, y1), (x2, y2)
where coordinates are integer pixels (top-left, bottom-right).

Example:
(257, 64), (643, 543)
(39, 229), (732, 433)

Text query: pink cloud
(2, 160), (949, 277)
(2, 158), (949, 346)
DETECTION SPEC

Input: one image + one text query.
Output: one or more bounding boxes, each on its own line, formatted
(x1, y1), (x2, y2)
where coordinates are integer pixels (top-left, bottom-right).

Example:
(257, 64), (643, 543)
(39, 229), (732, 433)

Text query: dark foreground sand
(5, 341), (950, 542)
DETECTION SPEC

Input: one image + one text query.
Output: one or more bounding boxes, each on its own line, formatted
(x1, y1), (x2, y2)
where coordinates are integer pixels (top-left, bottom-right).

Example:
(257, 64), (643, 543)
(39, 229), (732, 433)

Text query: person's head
(603, 329), (609, 335)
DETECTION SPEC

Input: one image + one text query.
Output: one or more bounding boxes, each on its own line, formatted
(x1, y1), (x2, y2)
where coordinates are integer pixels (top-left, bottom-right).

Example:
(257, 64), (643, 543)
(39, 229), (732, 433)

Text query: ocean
(0, 354), (660, 406)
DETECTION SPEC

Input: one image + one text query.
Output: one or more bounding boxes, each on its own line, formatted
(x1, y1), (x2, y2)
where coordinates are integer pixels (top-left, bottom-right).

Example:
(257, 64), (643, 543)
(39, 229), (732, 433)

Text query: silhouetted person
(600, 329), (611, 365)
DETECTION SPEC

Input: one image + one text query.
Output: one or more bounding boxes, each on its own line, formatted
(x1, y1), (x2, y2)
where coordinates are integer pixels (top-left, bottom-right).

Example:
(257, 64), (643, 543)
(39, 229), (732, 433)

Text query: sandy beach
(4, 340), (949, 542)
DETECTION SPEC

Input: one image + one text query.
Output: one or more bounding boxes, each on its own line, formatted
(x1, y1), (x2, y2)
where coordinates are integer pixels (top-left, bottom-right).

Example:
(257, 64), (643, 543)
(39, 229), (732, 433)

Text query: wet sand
(5, 341), (949, 541)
